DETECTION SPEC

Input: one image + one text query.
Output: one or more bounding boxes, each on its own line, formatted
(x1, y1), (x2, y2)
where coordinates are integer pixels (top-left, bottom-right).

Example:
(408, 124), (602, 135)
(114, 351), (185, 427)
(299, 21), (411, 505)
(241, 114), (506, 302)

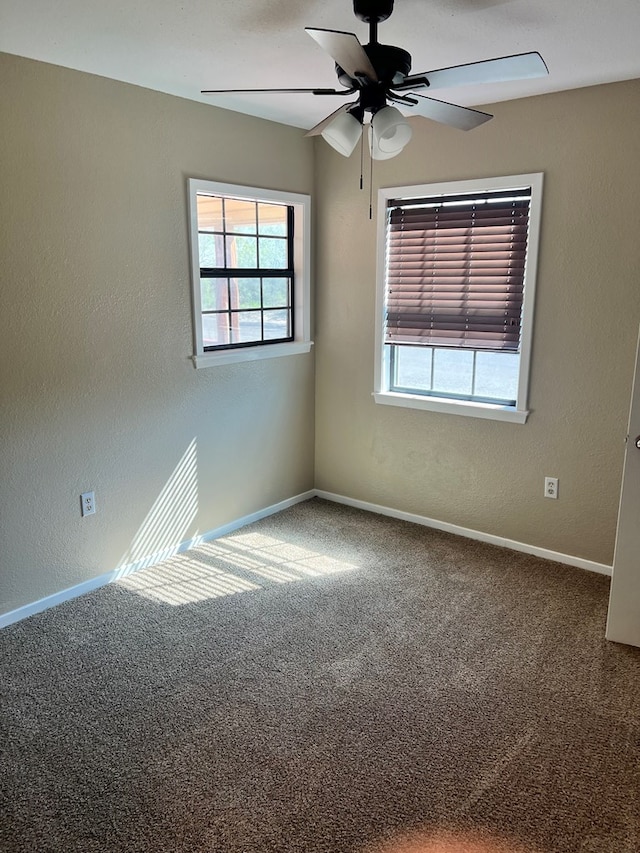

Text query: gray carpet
(1, 498), (640, 853)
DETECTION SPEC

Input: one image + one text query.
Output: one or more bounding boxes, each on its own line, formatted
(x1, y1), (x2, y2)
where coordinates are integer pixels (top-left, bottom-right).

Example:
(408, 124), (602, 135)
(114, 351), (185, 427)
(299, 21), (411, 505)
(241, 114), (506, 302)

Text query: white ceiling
(2, 0), (640, 130)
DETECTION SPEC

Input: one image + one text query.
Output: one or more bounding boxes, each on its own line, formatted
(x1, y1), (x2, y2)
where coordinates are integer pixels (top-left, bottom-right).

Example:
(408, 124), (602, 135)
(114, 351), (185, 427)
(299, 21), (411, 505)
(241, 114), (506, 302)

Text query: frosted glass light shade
(372, 106), (412, 155)
(368, 124), (397, 160)
(321, 110), (363, 157)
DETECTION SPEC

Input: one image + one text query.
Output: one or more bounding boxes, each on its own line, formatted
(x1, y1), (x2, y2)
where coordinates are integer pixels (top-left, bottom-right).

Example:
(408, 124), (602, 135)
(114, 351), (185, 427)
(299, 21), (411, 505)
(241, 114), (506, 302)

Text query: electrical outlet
(80, 491), (96, 517)
(544, 477), (558, 500)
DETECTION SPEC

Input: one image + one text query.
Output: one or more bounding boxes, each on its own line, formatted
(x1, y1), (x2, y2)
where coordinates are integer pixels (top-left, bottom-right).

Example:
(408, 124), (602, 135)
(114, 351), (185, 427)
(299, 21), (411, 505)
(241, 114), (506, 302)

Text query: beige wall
(0, 53), (315, 616)
(314, 79), (640, 565)
(2, 52), (639, 620)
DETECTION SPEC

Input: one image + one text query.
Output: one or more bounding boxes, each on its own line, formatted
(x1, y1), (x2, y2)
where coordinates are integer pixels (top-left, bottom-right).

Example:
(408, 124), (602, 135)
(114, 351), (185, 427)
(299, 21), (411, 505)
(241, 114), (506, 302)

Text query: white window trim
(374, 173), (544, 423)
(187, 179), (312, 368)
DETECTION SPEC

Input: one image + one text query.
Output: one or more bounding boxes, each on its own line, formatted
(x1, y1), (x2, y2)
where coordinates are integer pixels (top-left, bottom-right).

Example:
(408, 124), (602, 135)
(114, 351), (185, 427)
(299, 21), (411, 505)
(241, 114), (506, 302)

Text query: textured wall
(0, 53), (315, 616)
(3, 53), (640, 620)
(314, 79), (640, 566)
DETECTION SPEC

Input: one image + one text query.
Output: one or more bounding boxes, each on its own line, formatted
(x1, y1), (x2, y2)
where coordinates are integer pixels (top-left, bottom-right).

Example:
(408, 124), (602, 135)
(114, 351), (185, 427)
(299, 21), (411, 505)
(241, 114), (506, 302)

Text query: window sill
(373, 390), (529, 423)
(193, 340), (313, 368)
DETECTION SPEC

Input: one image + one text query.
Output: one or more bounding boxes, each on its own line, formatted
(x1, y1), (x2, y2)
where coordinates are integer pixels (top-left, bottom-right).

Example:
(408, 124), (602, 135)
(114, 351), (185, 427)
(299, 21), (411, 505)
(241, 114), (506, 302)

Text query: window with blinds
(375, 175), (543, 422)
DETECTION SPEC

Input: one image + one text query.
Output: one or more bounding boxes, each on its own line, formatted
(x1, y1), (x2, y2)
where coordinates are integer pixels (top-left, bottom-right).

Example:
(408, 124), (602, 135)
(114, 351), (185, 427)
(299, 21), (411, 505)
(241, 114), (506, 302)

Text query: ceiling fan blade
(201, 87), (351, 95)
(403, 94), (493, 131)
(305, 104), (355, 137)
(398, 51), (548, 91)
(305, 27), (379, 83)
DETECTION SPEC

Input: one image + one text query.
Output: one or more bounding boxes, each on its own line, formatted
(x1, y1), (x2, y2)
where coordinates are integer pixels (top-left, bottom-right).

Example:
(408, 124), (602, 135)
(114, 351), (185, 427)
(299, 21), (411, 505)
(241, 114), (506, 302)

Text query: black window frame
(197, 196), (295, 352)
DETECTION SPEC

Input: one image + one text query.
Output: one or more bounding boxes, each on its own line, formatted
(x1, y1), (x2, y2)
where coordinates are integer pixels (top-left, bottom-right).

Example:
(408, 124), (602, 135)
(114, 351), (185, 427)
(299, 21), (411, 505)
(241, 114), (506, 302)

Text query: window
(374, 174), (543, 423)
(188, 179), (311, 367)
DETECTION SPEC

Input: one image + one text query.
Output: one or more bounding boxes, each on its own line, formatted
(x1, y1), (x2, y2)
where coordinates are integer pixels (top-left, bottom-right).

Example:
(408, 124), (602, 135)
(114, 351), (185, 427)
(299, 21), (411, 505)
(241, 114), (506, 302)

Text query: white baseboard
(314, 490), (613, 577)
(1, 486), (612, 630)
(0, 490), (316, 629)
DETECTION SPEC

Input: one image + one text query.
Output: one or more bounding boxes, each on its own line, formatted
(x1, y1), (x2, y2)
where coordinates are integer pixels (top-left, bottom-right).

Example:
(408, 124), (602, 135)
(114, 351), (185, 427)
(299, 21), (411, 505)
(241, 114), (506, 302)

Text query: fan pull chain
(359, 128), (364, 191)
(369, 131), (374, 220)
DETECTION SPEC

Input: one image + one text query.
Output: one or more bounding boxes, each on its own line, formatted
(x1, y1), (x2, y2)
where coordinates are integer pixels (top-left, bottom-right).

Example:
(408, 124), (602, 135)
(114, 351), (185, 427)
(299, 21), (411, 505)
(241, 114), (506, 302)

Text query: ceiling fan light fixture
(368, 124), (397, 160)
(321, 110), (363, 157)
(372, 105), (412, 154)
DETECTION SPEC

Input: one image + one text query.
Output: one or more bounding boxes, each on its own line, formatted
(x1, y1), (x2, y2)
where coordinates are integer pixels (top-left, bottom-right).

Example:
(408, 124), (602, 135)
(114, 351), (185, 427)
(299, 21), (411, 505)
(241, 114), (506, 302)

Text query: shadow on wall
(114, 438), (200, 576)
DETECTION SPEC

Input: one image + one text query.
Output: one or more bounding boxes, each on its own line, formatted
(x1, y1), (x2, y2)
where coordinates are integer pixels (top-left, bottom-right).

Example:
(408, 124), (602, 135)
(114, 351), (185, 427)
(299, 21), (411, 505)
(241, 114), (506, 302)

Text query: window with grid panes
(374, 174), (543, 423)
(188, 180), (311, 368)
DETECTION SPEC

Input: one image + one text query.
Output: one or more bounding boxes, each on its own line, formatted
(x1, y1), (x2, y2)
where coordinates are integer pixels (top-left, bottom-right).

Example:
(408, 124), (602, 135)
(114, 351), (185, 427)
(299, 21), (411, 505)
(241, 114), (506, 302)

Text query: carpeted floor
(1, 498), (640, 853)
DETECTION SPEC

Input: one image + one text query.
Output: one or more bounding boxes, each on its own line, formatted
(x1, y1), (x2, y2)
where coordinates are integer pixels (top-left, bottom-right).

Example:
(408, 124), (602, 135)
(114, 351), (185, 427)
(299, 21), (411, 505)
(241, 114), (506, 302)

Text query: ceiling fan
(202, 0), (548, 160)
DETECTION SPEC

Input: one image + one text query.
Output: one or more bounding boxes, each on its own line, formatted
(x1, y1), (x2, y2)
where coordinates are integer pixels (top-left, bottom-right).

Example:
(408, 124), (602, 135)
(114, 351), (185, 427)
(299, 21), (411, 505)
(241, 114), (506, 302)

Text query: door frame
(606, 326), (640, 647)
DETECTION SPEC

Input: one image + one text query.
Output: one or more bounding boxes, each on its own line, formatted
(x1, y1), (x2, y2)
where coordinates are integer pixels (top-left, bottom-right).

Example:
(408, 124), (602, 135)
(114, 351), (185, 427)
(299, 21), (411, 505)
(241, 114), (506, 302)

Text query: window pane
(199, 233), (224, 267)
(259, 237), (288, 269)
(474, 351), (519, 401)
(394, 346), (433, 390)
(262, 278), (289, 308)
(226, 235), (257, 268)
(258, 203), (288, 236)
(197, 195), (223, 232)
(202, 313), (231, 348)
(263, 309), (290, 340)
(224, 199), (257, 234)
(200, 278), (228, 311)
(234, 278), (261, 310)
(233, 311), (262, 344)
(432, 348), (474, 396)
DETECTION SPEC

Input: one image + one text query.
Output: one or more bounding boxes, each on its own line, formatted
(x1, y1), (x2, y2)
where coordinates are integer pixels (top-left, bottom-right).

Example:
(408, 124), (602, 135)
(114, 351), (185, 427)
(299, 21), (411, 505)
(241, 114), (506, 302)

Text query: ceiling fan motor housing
(336, 43), (412, 89)
(353, 0), (394, 23)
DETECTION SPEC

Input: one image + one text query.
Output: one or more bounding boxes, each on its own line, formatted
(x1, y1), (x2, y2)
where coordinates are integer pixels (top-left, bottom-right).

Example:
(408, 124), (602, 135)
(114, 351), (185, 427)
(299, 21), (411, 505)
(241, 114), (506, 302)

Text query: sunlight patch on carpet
(115, 530), (358, 605)
(368, 828), (539, 853)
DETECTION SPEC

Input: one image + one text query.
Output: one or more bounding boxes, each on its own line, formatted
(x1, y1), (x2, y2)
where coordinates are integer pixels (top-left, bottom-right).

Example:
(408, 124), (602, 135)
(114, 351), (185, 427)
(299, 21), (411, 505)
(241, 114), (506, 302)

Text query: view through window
(196, 194), (294, 349)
